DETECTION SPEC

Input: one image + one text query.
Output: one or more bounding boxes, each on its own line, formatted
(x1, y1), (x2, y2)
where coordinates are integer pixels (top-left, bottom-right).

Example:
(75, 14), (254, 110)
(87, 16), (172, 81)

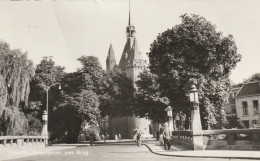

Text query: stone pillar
(41, 110), (48, 139)
(191, 108), (202, 131)
(168, 117), (174, 132)
(41, 121), (48, 136)
(41, 116), (48, 147)
(191, 107), (204, 150)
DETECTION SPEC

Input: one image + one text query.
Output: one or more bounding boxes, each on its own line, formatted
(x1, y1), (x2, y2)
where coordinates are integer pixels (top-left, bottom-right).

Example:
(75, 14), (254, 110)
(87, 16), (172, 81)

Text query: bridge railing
(0, 136), (48, 148)
(171, 129), (260, 150)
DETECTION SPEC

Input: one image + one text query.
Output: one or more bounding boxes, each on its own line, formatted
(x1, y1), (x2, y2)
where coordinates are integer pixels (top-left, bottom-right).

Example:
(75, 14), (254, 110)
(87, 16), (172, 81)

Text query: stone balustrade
(171, 130), (193, 149)
(0, 136), (48, 148)
(171, 129), (260, 150)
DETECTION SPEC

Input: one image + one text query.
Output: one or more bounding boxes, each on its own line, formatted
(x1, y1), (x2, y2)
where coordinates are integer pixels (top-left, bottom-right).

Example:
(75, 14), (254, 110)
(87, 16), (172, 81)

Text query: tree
(101, 69), (135, 117)
(134, 70), (169, 123)
(29, 57), (65, 105)
(0, 40), (35, 135)
(76, 56), (136, 117)
(28, 57), (65, 137)
(54, 56), (104, 142)
(225, 116), (240, 129)
(243, 73), (260, 83)
(57, 90), (100, 143)
(148, 14), (241, 129)
(77, 56), (105, 94)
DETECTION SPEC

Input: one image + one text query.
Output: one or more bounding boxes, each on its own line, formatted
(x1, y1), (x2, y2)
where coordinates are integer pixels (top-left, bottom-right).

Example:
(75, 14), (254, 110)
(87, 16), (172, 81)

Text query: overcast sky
(0, 0), (259, 84)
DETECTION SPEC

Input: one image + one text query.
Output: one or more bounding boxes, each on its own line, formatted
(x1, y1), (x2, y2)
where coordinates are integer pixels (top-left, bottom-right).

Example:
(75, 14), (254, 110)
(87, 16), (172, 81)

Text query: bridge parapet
(171, 129), (260, 150)
(0, 136), (48, 148)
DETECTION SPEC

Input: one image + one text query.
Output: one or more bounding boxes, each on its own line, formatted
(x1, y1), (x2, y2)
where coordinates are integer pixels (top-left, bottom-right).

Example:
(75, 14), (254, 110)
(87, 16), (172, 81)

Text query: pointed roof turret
(106, 43), (117, 73)
(107, 43), (116, 61)
(131, 37), (143, 60)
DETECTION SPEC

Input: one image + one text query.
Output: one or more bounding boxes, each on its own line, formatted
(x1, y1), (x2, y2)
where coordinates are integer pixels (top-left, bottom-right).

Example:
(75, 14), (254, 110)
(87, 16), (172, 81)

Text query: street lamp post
(165, 106), (173, 132)
(40, 83), (61, 145)
(45, 83), (61, 117)
(189, 84), (203, 150)
(189, 84), (202, 131)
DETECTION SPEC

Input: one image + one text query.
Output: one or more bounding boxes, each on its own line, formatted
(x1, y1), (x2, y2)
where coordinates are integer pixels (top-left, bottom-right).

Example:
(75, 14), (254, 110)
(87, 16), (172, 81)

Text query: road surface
(6, 142), (256, 161)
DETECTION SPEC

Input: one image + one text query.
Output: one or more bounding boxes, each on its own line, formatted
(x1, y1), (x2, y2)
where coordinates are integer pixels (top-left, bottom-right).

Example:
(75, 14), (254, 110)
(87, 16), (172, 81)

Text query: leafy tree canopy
(77, 56), (105, 94)
(134, 70), (169, 123)
(148, 14), (241, 128)
(53, 56), (104, 142)
(243, 73), (260, 83)
(100, 68), (135, 117)
(0, 40), (35, 135)
(30, 57), (65, 106)
(35, 56), (65, 86)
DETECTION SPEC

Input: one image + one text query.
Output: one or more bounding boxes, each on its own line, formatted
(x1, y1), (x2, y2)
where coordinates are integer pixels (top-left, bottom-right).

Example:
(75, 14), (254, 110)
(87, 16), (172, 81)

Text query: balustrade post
(191, 106), (204, 150)
(190, 84), (204, 150)
(226, 133), (235, 145)
(10, 139), (13, 146)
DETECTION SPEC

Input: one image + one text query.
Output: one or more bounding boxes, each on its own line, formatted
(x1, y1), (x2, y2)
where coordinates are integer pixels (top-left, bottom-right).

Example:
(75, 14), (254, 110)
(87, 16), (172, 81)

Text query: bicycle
(136, 133), (141, 147)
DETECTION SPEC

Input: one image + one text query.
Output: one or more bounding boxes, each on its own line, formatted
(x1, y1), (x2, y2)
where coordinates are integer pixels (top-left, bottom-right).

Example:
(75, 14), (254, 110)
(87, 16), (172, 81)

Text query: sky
(0, 0), (259, 84)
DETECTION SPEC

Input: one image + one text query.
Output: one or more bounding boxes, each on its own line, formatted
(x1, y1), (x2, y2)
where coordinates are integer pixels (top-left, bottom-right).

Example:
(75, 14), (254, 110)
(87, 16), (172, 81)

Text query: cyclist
(133, 127), (142, 147)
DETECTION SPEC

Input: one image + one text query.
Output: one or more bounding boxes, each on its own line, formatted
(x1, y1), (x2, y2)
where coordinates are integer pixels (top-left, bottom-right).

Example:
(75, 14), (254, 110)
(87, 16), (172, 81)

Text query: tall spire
(128, 0), (132, 26)
(126, 0), (135, 38)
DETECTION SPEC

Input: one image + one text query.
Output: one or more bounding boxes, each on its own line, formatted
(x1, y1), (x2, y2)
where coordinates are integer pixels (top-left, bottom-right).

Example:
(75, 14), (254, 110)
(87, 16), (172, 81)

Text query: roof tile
(236, 81), (260, 97)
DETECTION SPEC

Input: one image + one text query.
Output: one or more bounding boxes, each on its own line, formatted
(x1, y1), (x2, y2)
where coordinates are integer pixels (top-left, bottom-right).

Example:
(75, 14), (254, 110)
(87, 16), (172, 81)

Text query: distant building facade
(236, 81), (260, 128)
(106, 7), (151, 139)
(224, 84), (242, 118)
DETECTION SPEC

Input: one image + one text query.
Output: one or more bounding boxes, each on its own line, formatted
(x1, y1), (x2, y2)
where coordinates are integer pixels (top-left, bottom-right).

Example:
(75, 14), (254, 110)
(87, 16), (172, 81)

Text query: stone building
(236, 81), (260, 128)
(106, 7), (151, 139)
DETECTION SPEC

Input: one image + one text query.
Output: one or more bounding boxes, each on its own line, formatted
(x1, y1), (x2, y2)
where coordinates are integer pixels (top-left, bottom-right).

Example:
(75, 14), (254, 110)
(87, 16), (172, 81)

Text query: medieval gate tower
(106, 4), (151, 139)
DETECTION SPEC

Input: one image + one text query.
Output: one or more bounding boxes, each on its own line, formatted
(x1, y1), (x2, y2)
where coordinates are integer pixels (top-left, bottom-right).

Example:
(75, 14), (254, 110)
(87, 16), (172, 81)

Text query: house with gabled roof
(236, 81), (260, 128)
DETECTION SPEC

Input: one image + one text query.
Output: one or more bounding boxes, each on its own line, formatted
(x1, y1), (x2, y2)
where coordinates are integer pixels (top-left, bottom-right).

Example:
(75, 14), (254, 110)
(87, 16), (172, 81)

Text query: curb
(144, 144), (260, 160)
(85, 139), (155, 144)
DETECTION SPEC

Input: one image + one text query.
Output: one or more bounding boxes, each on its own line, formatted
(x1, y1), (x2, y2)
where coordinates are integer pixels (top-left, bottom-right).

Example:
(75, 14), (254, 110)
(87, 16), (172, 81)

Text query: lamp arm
(49, 83), (60, 88)
(38, 83), (60, 91)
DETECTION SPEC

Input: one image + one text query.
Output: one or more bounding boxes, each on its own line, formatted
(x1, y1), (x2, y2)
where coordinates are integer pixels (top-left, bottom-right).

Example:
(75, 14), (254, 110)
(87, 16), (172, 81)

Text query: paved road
(5, 143), (257, 161)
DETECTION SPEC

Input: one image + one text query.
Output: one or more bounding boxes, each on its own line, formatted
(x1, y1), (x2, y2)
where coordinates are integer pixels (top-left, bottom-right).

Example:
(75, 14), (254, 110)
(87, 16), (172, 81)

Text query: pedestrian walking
(118, 133), (121, 140)
(89, 133), (95, 146)
(162, 126), (171, 150)
(156, 131), (160, 140)
(101, 133), (105, 142)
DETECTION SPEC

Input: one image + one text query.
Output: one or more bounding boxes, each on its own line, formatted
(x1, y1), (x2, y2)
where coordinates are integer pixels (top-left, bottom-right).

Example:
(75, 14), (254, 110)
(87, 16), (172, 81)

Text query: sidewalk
(144, 140), (260, 160)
